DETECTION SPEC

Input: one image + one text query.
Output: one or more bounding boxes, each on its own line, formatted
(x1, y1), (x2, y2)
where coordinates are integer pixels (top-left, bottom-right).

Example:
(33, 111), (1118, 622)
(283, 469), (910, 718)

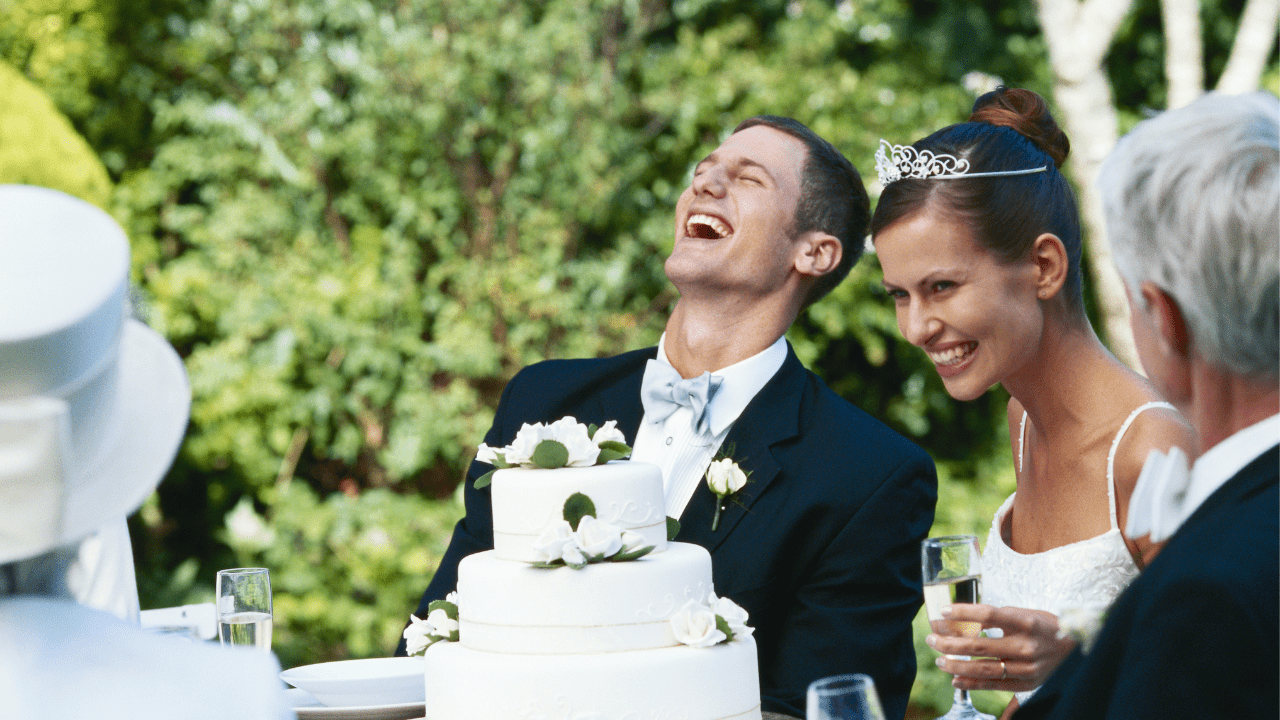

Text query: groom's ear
(793, 231), (842, 279)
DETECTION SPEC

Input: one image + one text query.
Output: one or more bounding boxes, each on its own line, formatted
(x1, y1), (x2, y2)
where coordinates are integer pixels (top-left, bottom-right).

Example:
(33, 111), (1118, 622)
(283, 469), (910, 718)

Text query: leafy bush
(139, 482), (464, 668)
(0, 60), (111, 206)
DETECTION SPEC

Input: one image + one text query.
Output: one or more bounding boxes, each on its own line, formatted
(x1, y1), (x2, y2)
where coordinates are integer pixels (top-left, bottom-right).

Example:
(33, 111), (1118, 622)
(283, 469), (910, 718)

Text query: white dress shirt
(1186, 413), (1280, 514)
(631, 334), (787, 519)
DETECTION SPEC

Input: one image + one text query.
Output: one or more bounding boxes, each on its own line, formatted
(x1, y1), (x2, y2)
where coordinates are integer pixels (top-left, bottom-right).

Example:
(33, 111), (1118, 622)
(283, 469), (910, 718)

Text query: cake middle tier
(456, 542), (715, 654)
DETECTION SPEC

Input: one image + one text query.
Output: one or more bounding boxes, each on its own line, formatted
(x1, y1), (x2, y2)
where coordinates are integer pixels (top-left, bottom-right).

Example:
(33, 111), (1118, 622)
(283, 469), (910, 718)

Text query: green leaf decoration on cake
(427, 599), (457, 616)
(595, 440), (631, 464)
(562, 492), (597, 531)
(667, 516), (680, 540)
(532, 439), (570, 469)
(715, 614), (736, 643)
(472, 450), (512, 489)
(610, 544), (655, 562)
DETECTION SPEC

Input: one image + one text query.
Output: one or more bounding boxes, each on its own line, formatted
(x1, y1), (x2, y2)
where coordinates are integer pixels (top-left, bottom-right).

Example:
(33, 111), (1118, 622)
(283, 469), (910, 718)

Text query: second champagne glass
(215, 567), (273, 650)
(921, 535), (993, 720)
(806, 674), (886, 720)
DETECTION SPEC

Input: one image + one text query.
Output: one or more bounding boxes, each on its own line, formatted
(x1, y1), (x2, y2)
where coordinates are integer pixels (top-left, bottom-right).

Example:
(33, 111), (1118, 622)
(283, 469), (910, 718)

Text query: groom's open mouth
(685, 213), (733, 240)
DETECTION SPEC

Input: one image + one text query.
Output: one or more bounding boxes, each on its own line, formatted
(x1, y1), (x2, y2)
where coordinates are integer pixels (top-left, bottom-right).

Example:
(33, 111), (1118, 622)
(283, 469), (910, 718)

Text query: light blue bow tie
(640, 359), (724, 435)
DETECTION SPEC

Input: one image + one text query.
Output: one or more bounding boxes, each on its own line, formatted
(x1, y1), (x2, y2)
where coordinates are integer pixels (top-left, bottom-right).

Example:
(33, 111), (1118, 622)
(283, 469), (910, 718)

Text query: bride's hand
(927, 604), (1075, 692)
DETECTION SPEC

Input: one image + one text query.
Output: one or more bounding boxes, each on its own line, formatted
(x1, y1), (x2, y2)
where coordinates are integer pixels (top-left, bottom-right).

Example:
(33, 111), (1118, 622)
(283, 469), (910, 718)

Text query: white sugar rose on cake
(410, 416), (762, 720)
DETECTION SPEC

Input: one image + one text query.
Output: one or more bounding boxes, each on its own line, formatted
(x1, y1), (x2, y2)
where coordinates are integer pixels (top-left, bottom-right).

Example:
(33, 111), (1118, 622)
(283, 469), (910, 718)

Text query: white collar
(654, 334), (788, 436)
(1186, 413), (1280, 512)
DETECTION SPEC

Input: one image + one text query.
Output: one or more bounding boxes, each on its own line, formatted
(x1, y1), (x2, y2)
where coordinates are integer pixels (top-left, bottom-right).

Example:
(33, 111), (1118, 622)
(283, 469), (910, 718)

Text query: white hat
(0, 185), (191, 564)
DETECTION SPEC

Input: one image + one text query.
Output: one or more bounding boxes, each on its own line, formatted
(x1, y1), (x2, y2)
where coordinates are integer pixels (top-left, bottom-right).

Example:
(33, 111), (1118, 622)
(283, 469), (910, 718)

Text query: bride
(869, 87), (1196, 719)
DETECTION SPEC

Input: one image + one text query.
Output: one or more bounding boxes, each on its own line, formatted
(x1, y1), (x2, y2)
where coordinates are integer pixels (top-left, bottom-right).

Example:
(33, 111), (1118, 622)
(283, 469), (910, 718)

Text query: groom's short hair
(733, 115), (869, 307)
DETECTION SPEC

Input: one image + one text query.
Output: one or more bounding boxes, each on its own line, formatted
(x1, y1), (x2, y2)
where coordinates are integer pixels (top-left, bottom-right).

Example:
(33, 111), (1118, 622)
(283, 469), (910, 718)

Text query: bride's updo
(871, 87), (1085, 319)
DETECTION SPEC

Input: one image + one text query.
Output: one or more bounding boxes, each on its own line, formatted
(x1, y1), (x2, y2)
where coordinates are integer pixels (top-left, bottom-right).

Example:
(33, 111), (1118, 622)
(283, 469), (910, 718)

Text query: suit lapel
(1178, 444), (1279, 532)
(677, 344), (805, 554)
(587, 348), (653, 446)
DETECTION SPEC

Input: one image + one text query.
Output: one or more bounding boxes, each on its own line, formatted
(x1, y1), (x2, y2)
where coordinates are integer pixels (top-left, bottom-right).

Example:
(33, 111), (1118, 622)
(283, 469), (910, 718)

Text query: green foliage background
(2, 0), (1273, 714)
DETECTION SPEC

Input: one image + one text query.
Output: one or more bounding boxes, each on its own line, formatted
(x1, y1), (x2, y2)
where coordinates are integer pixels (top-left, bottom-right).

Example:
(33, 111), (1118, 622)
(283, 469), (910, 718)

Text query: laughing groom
(403, 116), (938, 718)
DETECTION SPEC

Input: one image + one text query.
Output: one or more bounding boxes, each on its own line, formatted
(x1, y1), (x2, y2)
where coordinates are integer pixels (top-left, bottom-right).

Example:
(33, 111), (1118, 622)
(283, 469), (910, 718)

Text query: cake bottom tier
(422, 636), (762, 720)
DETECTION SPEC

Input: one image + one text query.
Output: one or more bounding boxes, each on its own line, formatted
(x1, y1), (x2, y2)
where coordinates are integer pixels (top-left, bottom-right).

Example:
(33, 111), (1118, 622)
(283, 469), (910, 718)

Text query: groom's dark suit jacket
(1015, 445), (1279, 720)
(403, 344), (937, 718)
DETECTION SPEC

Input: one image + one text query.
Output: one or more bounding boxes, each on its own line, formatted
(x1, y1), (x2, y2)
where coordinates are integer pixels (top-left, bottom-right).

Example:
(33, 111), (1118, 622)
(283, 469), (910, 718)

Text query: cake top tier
(490, 461), (668, 563)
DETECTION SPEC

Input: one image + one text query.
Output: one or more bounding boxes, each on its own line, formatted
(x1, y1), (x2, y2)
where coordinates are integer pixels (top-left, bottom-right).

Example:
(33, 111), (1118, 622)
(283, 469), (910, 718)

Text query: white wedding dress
(980, 401), (1172, 703)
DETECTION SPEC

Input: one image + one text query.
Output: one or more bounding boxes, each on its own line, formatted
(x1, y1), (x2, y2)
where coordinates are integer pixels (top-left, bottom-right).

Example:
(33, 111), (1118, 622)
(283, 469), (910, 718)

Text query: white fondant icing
(429, 460), (761, 719)
(490, 462), (668, 562)
(422, 636), (762, 720)
(457, 543), (713, 654)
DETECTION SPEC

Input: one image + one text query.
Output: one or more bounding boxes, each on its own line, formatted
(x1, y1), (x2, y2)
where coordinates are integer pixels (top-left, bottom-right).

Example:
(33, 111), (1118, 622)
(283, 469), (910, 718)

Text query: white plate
(286, 688), (425, 720)
(280, 656), (425, 707)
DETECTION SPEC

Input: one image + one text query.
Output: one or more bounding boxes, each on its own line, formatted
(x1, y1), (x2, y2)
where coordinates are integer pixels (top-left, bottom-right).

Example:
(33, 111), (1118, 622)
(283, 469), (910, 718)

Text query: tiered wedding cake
(413, 418), (762, 720)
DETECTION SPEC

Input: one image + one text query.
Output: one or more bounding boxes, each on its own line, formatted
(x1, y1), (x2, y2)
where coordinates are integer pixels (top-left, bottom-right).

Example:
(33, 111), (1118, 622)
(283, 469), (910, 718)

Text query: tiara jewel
(874, 139), (1048, 186)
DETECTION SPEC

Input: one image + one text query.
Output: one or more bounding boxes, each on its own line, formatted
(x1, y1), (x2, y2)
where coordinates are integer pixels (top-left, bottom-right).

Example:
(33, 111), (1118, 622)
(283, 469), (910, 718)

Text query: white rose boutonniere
(705, 447), (751, 532)
(473, 416), (632, 489)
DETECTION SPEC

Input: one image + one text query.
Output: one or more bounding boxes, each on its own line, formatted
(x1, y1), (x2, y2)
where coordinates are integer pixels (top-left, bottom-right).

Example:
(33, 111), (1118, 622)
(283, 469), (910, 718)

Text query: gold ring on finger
(1000, 660), (1008, 680)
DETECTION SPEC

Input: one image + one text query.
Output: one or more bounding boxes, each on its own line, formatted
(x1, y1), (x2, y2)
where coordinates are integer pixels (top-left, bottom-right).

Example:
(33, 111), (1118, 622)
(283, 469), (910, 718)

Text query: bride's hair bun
(969, 87), (1070, 168)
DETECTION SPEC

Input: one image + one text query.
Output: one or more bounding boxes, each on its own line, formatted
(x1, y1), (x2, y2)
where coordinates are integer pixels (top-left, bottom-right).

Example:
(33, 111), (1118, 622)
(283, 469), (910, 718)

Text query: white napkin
(1125, 446), (1192, 543)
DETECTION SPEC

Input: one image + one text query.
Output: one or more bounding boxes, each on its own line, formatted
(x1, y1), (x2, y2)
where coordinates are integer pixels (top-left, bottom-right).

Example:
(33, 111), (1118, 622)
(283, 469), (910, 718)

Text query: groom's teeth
(687, 214), (731, 239)
(928, 343), (976, 366)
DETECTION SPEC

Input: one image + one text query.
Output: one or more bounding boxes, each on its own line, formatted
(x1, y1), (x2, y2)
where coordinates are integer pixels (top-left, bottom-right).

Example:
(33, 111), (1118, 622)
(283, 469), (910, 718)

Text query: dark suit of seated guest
(400, 116), (938, 719)
(1014, 91), (1279, 720)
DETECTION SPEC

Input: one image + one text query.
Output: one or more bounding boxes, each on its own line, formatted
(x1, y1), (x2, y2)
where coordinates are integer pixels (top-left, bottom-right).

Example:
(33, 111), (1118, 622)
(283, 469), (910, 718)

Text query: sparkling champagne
(923, 575), (982, 639)
(218, 610), (273, 650)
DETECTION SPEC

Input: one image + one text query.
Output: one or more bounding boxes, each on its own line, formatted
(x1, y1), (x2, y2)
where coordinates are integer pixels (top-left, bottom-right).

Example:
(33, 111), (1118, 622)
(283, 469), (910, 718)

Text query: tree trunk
(1034, 0), (1141, 371)
(1216, 0), (1280, 94)
(1161, 0), (1205, 109)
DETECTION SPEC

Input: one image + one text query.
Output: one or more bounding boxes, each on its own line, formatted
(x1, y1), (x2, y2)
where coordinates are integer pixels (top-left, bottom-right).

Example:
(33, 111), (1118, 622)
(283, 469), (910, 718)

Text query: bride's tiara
(874, 139), (1048, 186)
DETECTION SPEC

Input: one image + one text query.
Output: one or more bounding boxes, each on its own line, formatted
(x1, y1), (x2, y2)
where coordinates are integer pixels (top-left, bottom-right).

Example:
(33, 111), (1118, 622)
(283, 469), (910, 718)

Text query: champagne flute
(806, 674), (886, 720)
(215, 568), (273, 650)
(921, 535), (993, 720)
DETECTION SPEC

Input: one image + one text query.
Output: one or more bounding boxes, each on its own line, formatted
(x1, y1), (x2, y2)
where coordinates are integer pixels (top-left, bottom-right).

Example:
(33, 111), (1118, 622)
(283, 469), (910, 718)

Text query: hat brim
(61, 319), (190, 544)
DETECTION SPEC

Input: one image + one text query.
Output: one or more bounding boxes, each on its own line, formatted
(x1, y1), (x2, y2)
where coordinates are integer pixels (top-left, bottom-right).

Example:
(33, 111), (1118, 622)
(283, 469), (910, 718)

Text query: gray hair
(1100, 91), (1279, 379)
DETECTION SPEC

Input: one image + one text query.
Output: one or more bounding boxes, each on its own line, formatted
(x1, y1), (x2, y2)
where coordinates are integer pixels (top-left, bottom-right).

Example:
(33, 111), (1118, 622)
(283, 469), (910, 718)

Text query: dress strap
(1106, 401), (1177, 529)
(1018, 410), (1029, 474)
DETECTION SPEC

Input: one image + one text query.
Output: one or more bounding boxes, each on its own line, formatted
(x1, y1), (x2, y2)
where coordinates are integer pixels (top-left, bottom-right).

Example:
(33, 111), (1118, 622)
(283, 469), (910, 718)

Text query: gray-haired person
(0, 185), (292, 720)
(1015, 91), (1278, 720)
